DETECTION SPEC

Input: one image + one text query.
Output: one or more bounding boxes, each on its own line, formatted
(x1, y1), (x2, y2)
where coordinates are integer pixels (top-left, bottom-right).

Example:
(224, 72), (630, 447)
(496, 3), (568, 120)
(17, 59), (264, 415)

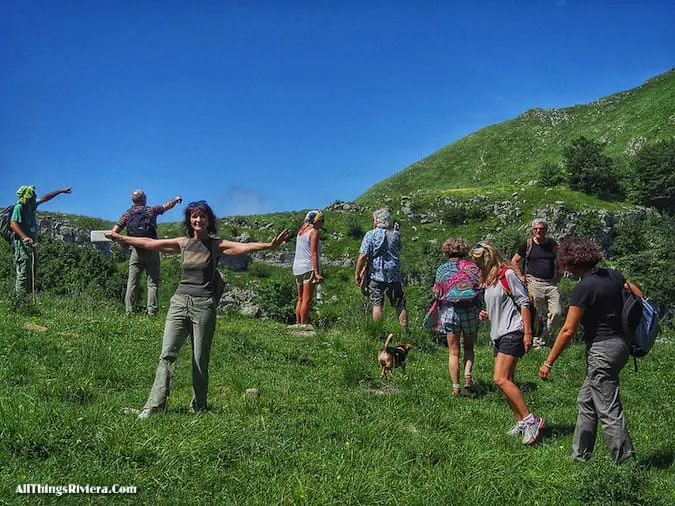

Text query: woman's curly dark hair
(183, 202), (218, 237)
(557, 237), (603, 273)
(442, 237), (471, 258)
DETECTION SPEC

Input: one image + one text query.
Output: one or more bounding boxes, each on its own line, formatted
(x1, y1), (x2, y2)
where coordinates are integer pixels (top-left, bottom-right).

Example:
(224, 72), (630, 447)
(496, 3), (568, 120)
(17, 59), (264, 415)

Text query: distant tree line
(539, 137), (675, 211)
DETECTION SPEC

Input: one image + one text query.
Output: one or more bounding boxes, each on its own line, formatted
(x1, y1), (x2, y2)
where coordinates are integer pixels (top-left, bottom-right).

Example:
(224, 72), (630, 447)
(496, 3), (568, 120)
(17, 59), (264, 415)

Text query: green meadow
(1, 291), (673, 505)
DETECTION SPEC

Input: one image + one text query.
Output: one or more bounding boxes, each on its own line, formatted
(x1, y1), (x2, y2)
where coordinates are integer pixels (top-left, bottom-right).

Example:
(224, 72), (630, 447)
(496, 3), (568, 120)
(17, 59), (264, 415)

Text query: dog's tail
(383, 333), (394, 348)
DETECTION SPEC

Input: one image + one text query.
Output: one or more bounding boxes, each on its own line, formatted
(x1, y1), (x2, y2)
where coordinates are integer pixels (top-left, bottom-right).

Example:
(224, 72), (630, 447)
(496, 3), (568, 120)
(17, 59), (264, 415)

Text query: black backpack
(0, 205), (16, 242)
(126, 206), (157, 238)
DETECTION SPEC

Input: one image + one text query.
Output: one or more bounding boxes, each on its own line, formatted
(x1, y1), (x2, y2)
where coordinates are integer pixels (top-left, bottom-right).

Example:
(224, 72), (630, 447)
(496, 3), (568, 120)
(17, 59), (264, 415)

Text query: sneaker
(464, 375), (474, 392)
(522, 415), (545, 445)
(137, 408), (152, 420)
(507, 422), (524, 437)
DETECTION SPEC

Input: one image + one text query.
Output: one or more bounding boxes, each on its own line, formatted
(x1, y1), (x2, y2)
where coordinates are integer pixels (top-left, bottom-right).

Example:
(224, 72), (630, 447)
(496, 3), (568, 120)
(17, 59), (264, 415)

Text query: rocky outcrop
(326, 201), (361, 212)
(217, 286), (260, 317)
(252, 250), (353, 268)
(36, 215), (114, 256)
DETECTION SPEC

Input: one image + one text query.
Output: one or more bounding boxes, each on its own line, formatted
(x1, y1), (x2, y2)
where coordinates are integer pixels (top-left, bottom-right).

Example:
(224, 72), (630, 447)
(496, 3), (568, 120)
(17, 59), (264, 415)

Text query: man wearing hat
(10, 185), (72, 308)
(112, 190), (182, 316)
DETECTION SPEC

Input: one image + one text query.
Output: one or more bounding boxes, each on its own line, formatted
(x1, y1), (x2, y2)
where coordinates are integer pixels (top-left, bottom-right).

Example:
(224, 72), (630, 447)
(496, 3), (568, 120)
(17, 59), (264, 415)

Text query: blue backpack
(621, 287), (660, 360)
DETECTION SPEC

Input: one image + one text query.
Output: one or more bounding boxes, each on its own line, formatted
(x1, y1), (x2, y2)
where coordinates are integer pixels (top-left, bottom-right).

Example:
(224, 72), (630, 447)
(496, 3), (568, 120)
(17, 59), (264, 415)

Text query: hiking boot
(507, 422), (524, 437)
(522, 415), (545, 445)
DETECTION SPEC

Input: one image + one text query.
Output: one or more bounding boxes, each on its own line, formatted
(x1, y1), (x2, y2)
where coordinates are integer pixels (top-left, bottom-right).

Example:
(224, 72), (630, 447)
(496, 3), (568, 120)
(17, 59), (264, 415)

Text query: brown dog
(378, 333), (412, 379)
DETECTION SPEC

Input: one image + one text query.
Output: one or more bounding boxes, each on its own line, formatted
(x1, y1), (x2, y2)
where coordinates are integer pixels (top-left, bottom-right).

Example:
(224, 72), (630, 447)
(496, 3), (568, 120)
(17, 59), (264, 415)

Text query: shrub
(248, 262), (273, 279)
(346, 216), (365, 239)
(491, 224), (524, 259)
(256, 279), (295, 323)
(538, 161), (565, 187)
(35, 235), (126, 300)
(564, 137), (624, 200)
(628, 139), (675, 211)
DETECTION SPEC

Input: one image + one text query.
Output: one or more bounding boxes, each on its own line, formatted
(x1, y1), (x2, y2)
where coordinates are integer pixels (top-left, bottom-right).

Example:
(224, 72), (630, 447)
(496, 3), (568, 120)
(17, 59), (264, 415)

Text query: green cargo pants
(125, 247), (161, 316)
(14, 240), (37, 303)
(143, 293), (217, 413)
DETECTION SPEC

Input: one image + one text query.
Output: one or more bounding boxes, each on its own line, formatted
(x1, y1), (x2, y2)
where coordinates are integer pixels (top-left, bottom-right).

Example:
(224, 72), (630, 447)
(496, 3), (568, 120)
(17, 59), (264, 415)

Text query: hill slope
(358, 69), (675, 204)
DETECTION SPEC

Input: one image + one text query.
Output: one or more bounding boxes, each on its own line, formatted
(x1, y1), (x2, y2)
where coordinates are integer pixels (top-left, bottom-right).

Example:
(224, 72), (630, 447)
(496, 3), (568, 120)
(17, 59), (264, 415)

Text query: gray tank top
(175, 237), (219, 298)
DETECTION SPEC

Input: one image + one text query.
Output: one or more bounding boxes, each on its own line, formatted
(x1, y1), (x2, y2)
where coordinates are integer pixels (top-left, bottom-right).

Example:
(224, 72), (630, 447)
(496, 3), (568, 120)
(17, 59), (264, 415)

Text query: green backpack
(0, 205), (15, 243)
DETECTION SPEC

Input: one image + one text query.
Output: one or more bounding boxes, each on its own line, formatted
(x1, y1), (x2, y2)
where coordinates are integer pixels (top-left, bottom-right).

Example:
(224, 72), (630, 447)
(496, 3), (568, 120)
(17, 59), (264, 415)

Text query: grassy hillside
(1, 295), (674, 504)
(358, 69), (675, 205)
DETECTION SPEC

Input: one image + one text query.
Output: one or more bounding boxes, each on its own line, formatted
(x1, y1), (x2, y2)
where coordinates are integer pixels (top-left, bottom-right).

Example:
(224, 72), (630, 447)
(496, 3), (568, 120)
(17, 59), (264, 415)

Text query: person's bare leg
(494, 353), (529, 421)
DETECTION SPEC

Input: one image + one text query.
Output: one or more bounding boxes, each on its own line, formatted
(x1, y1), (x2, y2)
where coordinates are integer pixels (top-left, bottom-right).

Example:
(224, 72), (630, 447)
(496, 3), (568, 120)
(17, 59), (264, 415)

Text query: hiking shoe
(522, 415), (545, 445)
(507, 422), (524, 437)
(137, 408), (152, 420)
(464, 375), (474, 392)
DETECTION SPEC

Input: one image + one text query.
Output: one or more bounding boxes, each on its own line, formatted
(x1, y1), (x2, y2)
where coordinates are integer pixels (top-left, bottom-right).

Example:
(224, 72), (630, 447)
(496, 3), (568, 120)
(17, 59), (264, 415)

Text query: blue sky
(1, 1), (673, 222)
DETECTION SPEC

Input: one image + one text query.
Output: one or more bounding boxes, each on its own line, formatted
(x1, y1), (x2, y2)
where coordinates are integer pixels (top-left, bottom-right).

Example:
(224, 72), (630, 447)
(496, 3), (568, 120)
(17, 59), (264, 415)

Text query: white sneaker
(522, 415), (545, 445)
(137, 408), (152, 420)
(507, 422), (524, 437)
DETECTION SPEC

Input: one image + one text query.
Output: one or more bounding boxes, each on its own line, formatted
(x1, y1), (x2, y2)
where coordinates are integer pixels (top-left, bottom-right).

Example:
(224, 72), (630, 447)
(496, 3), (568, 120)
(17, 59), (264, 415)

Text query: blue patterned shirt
(359, 228), (403, 283)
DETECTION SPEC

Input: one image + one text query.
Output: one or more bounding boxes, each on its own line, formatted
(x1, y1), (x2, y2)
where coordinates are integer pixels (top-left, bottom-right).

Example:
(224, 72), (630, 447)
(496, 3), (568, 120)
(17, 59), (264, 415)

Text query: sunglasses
(187, 200), (208, 207)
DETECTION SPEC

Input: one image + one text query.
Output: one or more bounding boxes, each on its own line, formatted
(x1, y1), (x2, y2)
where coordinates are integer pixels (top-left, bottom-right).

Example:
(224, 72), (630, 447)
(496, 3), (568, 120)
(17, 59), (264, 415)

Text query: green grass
(1, 294), (673, 505)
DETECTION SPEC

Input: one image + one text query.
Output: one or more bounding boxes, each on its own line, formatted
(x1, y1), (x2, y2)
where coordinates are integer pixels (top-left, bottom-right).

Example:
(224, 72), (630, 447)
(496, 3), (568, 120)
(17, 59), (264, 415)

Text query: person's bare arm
(10, 221), (32, 245)
(105, 232), (183, 253)
(216, 229), (292, 256)
(539, 305), (584, 380)
(627, 281), (644, 298)
(511, 253), (525, 281)
(354, 253), (367, 286)
(308, 228), (323, 283)
(521, 306), (532, 352)
(37, 187), (72, 205)
(161, 195), (183, 212)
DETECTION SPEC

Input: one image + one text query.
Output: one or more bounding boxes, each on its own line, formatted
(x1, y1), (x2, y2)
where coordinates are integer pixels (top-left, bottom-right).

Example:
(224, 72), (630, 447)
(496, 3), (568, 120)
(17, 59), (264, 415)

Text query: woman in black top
(108, 201), (290, 419)
(538, 237), (641, 463)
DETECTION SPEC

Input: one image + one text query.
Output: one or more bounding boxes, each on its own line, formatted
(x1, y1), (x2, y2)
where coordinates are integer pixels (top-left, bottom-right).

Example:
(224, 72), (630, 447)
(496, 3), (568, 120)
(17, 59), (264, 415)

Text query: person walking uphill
(354, 208), (408, 332)
(10, 185), (72, 309)
(471, 241), (545, 445)
(107, 201), (291, 419)
(112, 190), (182, 316)
(292, 210), (324, 325)
(511, 218), (562, 348)
(423, 237), (482, 397)
(539, 237), (637, 464)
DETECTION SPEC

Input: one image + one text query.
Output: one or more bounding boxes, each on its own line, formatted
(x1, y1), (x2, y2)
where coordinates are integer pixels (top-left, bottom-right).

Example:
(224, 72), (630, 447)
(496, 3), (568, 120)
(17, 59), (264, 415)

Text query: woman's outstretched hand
(271, 229), (293, 247)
